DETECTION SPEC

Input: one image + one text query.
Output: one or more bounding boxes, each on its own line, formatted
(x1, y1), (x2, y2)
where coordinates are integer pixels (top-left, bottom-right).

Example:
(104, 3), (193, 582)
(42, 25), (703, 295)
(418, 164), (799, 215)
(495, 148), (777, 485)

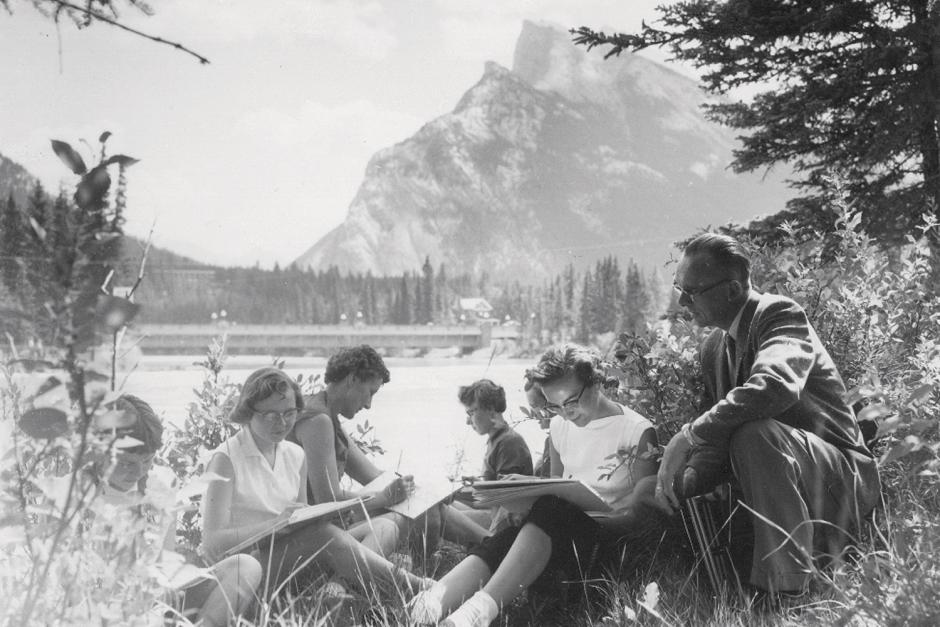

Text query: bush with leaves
(0, 134), (182, 625)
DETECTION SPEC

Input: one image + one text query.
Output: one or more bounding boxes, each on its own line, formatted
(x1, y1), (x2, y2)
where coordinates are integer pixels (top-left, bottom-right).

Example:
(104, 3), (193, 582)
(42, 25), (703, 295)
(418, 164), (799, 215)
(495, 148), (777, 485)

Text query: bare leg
(183, 554), (263, 627)
(347, 513), (401, 556)
(440, 504), (489, 546)
(431, 522), (550, 616)
(261, 522), (426, 594)
(435, 555), (493, 615)
(451, 501), (493, 529)
(480, 523), (551, 605)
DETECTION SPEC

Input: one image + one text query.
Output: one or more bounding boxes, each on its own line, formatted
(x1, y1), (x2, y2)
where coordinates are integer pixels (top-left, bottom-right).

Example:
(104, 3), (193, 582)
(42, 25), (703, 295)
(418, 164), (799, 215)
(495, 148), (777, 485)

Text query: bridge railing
(132, 323), (519, 355)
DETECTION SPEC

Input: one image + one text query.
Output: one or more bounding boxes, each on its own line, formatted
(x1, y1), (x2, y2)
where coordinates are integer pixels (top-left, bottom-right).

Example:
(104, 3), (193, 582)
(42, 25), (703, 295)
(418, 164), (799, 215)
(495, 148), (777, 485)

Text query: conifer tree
(623, 261), (650, 335)
(574, 1), (940, 244)
(420, 256), (434, 324)
(577, 269), (592, 342)
(0, 193), (24, 295)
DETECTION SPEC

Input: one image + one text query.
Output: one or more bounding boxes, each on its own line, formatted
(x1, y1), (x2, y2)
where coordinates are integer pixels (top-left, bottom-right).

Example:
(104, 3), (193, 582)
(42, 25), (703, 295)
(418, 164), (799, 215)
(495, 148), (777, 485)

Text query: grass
(234, 472), (940, 627)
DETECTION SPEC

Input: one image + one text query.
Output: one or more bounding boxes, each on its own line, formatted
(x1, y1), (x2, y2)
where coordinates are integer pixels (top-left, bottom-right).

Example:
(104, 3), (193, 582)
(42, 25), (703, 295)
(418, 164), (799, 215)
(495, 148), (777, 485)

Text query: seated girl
(289, 345), (489, 555)
(201, 367), (431, 596)
(451, 378), (534, 534)
(97, 394), (262, 626)
(410, 344), (663, 627)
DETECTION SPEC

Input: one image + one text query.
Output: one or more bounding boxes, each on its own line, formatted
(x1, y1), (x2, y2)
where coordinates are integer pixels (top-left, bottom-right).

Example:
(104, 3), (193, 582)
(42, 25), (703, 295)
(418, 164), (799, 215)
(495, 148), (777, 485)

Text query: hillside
(293, 21), (791, 278)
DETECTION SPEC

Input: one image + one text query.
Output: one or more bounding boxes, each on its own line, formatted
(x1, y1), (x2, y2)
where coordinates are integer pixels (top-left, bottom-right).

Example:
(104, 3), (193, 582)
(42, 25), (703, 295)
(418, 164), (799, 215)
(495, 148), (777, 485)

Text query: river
(121, 355), (544, 480)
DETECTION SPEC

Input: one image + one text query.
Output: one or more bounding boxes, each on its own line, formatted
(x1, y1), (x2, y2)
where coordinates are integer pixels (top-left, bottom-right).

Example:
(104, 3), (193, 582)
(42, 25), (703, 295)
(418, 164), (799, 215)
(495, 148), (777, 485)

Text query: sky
(1, 0), (678, 268)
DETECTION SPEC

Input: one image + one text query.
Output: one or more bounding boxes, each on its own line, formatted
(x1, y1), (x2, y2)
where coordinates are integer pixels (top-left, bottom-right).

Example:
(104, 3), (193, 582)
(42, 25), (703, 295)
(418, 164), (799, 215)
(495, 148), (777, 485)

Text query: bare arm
(548, 438), (564, 478)
(630, 428), (659, 481)
(343, 429), (385, 486)
(293, 414), (354, 503)
(294, 414), (400, 509)
(200, 452), (297, 561)
(602, 428), (670, 527)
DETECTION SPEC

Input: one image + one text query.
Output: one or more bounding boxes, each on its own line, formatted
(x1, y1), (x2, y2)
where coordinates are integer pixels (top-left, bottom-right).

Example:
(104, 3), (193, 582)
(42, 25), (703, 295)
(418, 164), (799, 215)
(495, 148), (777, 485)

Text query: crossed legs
(258, 521), (427, 595)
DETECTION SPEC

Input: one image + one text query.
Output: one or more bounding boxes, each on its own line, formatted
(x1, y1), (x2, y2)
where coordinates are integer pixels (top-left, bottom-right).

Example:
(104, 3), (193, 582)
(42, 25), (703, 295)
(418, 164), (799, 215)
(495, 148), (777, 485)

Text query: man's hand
(655, 431), (692, 512)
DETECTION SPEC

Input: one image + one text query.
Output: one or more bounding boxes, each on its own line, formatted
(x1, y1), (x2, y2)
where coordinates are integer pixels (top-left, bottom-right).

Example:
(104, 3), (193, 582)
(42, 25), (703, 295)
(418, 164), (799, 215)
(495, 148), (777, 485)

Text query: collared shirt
(727, 295), (749, 339)
(208, 427), (305, 527)
(687, 294), (749, 447)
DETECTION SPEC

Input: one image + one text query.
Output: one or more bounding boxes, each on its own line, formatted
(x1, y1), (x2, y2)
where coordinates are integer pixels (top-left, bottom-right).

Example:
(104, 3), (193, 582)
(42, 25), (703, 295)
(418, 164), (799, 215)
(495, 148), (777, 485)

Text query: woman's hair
(324, 345), (391, 385)
(113, 394), (163, 455)
(457, 379), (507, 413)
(525, 343), (606, 388)
(683, 232), (751, 282)
(229, 367), (304, 424)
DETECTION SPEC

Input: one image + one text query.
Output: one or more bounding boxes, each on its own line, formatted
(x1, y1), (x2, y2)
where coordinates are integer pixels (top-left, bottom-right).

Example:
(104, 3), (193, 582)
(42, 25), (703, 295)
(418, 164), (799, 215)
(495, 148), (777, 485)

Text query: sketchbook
(470, 478), (612, 513)
(223, 497), (367, 557)
(362, 471), (462, 520)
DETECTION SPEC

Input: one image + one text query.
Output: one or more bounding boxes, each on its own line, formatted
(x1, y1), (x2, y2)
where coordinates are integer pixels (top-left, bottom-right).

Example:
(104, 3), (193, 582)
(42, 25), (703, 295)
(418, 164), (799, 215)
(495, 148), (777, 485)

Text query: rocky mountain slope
(293, 21), (790, 278)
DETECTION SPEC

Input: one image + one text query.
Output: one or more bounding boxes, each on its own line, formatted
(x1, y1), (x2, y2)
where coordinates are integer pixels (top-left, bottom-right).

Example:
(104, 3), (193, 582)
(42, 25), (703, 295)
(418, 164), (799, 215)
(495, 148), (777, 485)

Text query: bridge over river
(134, 323), (521, 355)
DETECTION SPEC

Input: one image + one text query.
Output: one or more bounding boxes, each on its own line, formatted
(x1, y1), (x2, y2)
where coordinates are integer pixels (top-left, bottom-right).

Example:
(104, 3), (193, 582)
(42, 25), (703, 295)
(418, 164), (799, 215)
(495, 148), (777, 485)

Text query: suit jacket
(690, 291), (872, 456)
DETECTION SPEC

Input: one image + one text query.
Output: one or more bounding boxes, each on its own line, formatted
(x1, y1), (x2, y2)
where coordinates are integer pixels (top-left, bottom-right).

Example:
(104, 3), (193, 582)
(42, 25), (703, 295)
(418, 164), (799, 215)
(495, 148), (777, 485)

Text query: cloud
(237, 99), (422, 148)
(147, 0), (398, 59)
(431, 0), (665, 65)
(119, 100), (426, 267)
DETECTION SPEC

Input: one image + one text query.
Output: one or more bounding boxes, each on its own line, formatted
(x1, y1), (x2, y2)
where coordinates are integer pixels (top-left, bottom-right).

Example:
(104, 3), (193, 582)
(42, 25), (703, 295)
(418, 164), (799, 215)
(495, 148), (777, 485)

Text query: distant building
(457, 297), (493, 324)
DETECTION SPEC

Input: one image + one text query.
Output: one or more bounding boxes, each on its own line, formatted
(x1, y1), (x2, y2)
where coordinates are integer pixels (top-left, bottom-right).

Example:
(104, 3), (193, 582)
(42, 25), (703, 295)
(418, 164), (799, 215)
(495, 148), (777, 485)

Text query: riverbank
(133, 349), (533, 371)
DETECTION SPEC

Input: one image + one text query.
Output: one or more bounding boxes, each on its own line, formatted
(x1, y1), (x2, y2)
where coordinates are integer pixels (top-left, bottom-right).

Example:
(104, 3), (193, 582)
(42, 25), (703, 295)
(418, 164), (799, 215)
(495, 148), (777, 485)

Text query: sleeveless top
(206, 427), (305, 527)
(289, 391), (349, 503)
(549, 404), (652, 510)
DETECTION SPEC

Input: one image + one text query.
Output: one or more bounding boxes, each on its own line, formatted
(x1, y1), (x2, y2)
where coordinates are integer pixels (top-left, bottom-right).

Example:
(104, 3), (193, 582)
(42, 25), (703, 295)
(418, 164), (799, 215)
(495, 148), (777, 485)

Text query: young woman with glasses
(410, 344), (664, 627)
(200, 367), (433, 597)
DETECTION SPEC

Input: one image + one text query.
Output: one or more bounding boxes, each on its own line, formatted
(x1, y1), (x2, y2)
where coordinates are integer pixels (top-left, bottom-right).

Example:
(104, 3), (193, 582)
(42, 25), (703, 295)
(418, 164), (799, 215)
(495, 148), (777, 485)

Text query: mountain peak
(292, 22), (790, 279)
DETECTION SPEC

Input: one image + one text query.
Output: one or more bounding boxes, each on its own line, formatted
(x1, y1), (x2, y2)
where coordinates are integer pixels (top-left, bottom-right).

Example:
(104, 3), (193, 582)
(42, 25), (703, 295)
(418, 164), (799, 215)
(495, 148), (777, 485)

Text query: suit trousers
(726, 419), (880, 592)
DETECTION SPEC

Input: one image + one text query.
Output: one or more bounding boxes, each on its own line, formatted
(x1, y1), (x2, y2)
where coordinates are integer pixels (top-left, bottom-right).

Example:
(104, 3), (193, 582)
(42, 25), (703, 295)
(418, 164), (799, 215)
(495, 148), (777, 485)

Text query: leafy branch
(8, 0), (210, 64)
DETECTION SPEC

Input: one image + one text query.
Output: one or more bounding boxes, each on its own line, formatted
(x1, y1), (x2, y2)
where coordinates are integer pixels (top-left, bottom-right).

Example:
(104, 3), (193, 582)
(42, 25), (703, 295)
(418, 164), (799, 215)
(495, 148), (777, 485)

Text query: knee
(373, 517), (401, 542)
(729, 419), (798, 481)
(233, 554), (264, 591)
(386, 512), (410, 534)
(729, 420), (785, 460)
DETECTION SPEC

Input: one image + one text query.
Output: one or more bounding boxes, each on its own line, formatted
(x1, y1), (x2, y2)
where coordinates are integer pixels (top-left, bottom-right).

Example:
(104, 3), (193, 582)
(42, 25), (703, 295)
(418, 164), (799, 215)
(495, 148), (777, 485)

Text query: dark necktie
(725, 333), (737, 385)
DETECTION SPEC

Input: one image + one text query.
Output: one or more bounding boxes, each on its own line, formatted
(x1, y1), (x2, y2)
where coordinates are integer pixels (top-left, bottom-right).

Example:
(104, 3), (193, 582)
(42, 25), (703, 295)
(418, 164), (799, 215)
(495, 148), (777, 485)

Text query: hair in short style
(683, 232), (751, 282)
(113, 394), (163, 454)
(324, 345), (391, 385)
(457, 379), (507, 413)
(229, 367), (304, 424)
(526, 344), (605, 388)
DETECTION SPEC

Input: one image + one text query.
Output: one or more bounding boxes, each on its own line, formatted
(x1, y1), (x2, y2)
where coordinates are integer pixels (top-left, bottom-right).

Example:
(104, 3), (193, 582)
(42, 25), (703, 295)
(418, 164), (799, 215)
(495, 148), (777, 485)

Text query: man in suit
(655, 232), (881, 595)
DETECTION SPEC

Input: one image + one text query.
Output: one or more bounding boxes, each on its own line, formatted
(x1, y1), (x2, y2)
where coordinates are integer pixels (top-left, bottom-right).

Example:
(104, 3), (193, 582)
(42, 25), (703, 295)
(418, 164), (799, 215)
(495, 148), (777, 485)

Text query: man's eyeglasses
(253, 408), (299, 423)
(543, 384), (587, 415)
(673, 278), (732, 303)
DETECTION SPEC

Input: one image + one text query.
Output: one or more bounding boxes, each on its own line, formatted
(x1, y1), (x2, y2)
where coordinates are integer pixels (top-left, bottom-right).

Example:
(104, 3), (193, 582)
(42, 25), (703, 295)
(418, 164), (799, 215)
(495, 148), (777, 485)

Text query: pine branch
(44, 0), (210, 65)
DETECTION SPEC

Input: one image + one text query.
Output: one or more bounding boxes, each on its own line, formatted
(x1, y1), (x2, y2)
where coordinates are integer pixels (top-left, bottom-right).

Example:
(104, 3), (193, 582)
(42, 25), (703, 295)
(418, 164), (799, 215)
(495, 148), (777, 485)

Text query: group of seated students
(99, 342), (663, 626)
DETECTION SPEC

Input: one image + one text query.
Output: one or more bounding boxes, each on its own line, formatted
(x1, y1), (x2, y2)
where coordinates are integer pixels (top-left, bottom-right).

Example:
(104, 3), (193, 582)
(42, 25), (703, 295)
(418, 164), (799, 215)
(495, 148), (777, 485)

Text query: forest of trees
(138, 252), (671, 343)
(1, 183), (672, 347)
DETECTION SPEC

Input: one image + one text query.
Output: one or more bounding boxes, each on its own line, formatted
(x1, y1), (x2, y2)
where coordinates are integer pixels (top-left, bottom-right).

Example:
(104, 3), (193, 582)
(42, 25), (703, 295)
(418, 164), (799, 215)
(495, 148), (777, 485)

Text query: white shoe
(440, 591), (498, 627)
(408, 582), (445, 625)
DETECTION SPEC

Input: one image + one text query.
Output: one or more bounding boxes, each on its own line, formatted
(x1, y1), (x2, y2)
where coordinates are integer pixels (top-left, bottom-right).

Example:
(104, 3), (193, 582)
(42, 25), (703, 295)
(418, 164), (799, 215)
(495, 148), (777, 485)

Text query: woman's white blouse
(550, 405), (652, 511)
(206, 427), (305, 527)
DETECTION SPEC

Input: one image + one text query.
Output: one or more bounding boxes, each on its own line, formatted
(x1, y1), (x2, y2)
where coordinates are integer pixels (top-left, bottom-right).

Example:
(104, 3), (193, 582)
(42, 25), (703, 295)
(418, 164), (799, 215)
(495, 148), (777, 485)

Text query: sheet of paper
(385, 475), (462, 519)
(471, 478), (611, 513)
(223, 497), (366, 556)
